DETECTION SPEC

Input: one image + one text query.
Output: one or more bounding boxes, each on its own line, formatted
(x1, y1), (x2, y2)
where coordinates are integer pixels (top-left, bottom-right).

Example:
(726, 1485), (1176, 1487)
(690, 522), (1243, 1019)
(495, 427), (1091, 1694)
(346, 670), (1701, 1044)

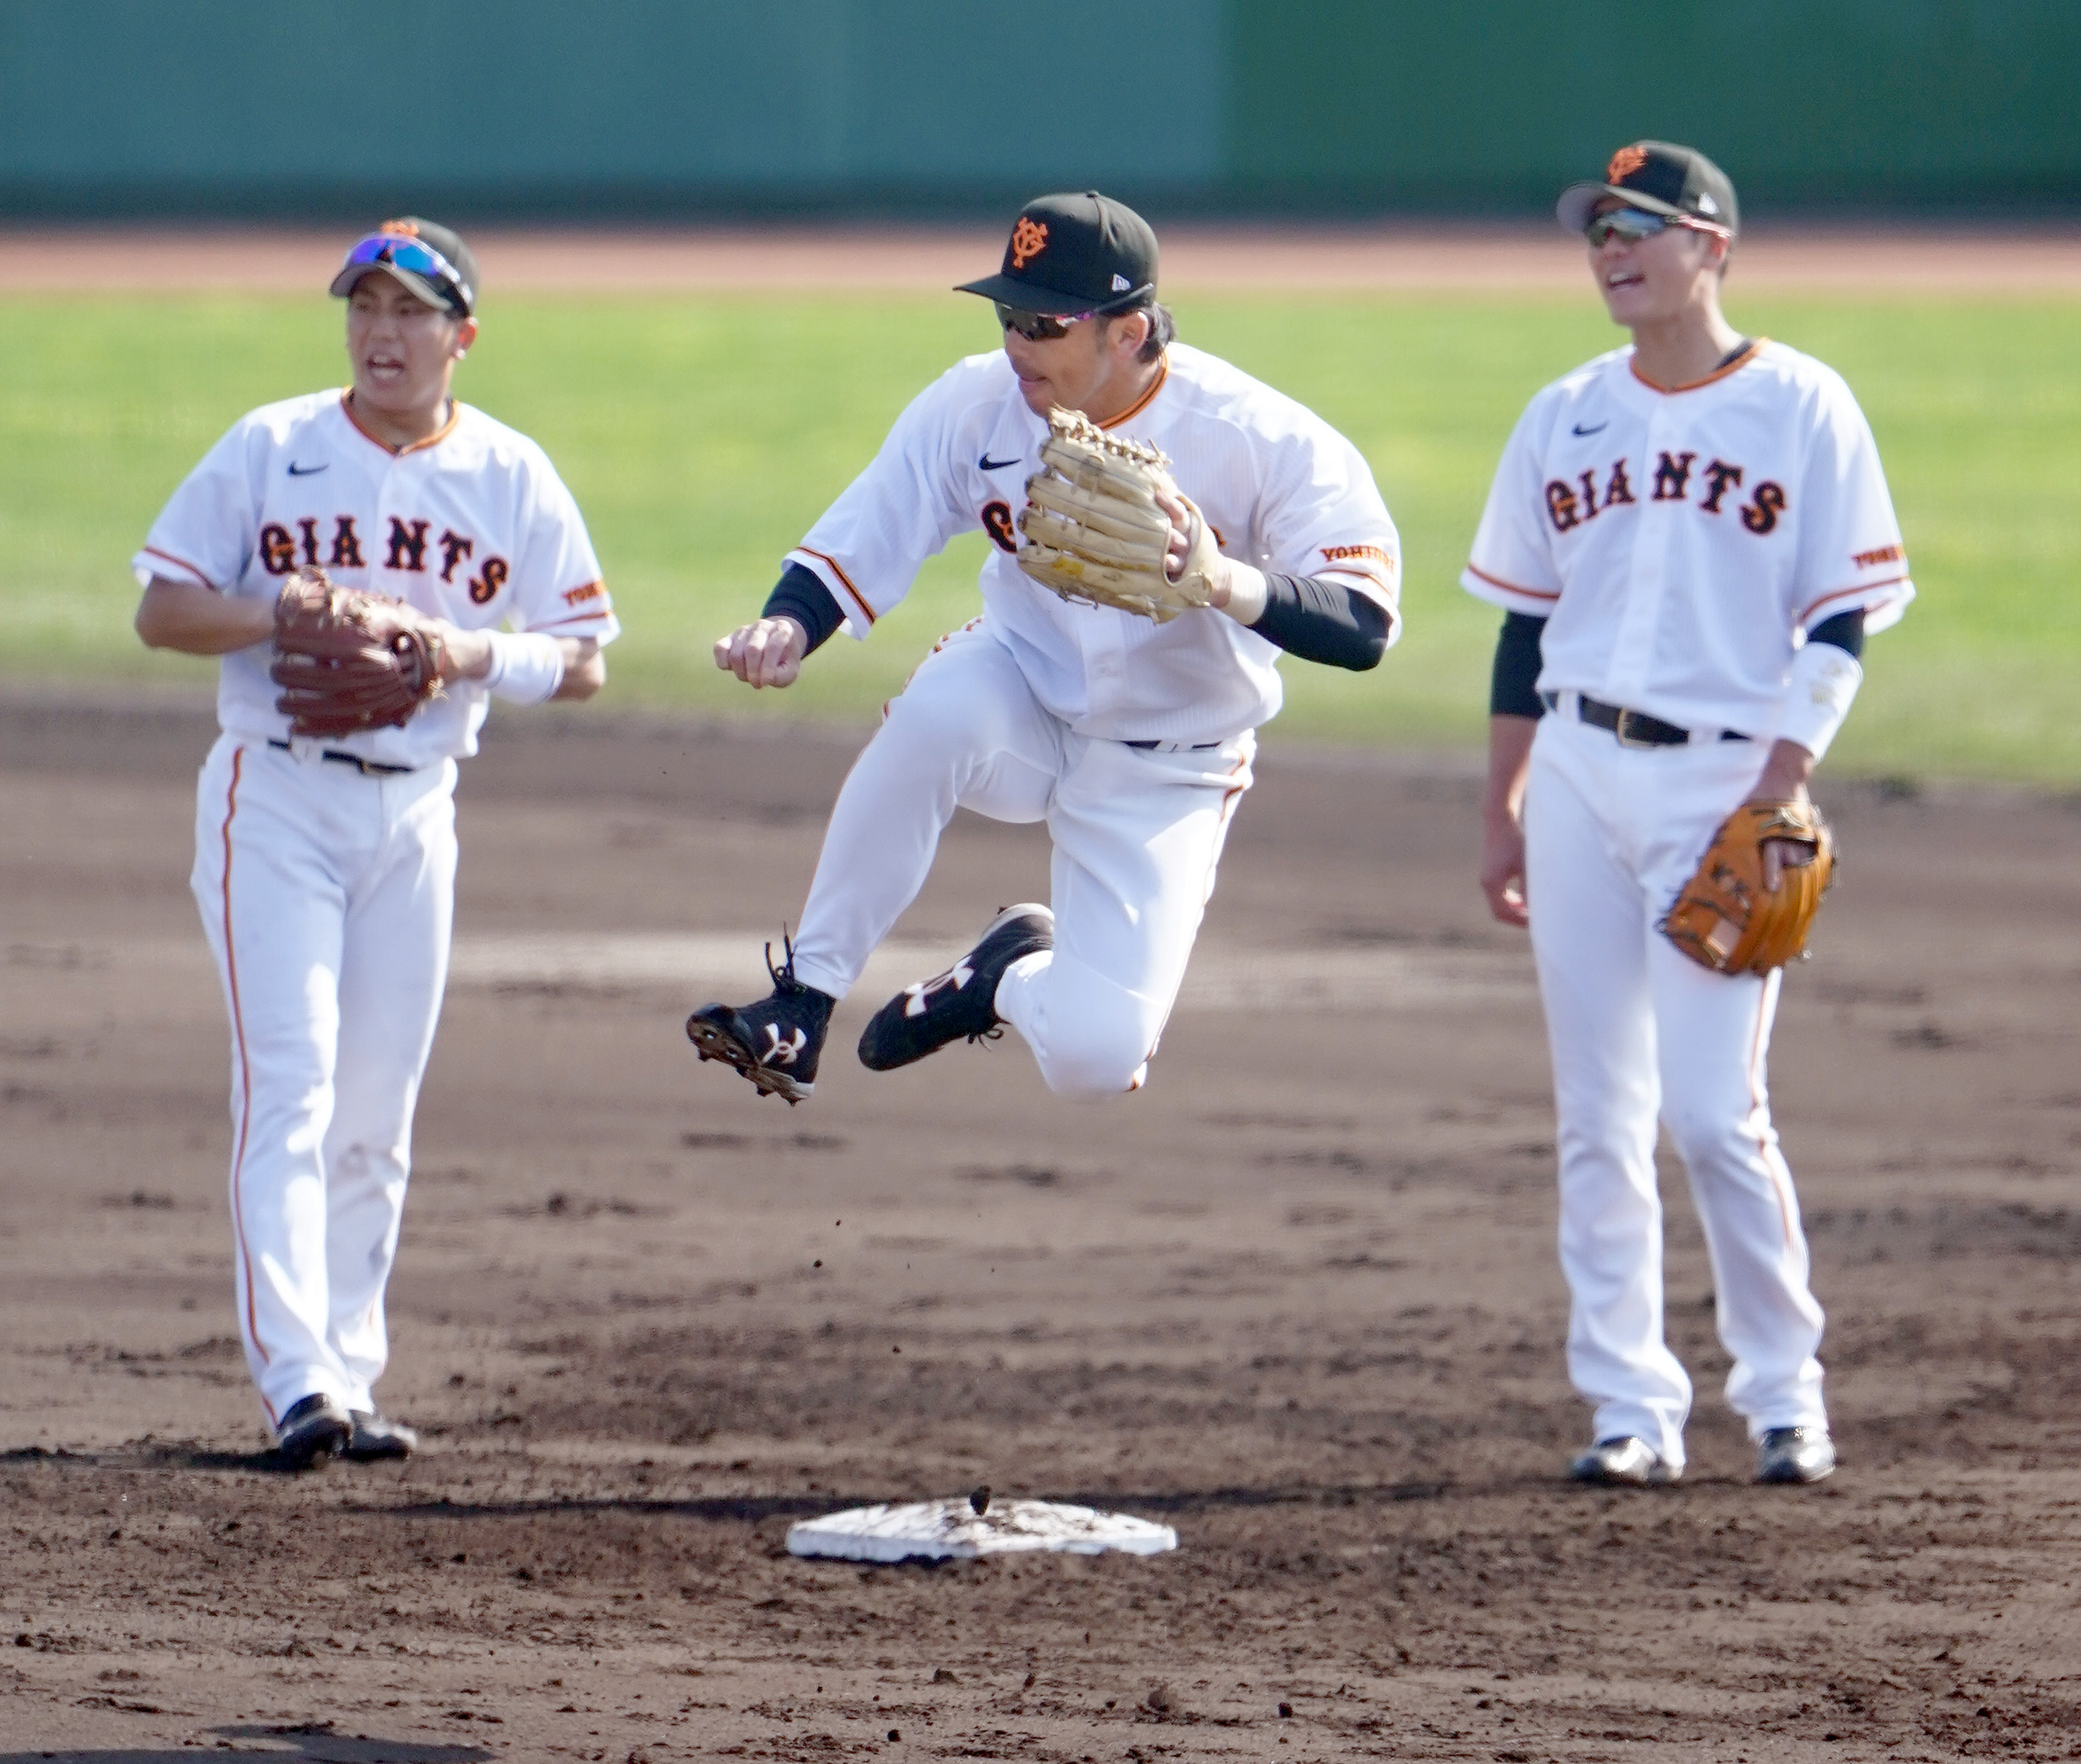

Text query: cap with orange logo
(1556, 142), (1739, 237)
(955, 191), (1157, 317)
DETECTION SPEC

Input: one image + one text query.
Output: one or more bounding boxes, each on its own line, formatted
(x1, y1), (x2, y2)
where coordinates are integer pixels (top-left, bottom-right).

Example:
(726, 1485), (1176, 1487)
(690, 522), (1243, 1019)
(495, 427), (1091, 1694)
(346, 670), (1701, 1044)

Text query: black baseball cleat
(685, 936), (836, 1105)
(1756, 1425), (1836, 1484)
(344, 1410), (418, 1461)
(1568, 1435), (1680, 1487)
(858, 903), (1054, 1073)
(273, 1392), (353, 1471)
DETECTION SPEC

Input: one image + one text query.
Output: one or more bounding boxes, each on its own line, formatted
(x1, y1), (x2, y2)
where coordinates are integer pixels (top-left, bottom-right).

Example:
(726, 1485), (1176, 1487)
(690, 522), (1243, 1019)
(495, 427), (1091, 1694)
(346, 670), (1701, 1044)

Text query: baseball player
(131, 219), (619, 1469)
(1465, 144), (1913, 1486)
(687, 192), (1399, 1104)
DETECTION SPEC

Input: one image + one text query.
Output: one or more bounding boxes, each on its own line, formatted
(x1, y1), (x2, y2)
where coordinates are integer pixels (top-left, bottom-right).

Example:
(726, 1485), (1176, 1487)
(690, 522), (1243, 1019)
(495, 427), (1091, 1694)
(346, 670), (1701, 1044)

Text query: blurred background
(5, 0), (2078, 219)
(3, 1), (2077, 776)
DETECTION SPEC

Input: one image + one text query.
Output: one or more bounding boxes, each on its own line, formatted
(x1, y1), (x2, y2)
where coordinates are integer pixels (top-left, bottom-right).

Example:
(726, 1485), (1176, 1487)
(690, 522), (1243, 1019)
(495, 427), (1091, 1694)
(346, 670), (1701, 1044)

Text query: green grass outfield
(4, 290), (2074, 780)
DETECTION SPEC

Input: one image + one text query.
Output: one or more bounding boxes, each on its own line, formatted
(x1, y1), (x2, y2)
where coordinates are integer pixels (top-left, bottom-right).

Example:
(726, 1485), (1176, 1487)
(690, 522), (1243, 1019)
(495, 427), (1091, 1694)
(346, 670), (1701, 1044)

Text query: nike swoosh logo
(977, 454), (1021, 471)
(287, 461), (329, 476)
(1570, 422), (1608, 437)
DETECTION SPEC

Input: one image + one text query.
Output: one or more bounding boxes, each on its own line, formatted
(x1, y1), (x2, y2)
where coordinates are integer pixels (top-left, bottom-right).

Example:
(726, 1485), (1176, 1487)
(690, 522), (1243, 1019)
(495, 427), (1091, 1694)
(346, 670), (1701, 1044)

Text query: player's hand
(1481, 813), (1531, 929)
(1746, 737), (1819, 893)
(714, 617), (807, 689)
(423, 617), (491, 684)
(1759, 834), (1817, 895)
(1153, 484), (1232, 605)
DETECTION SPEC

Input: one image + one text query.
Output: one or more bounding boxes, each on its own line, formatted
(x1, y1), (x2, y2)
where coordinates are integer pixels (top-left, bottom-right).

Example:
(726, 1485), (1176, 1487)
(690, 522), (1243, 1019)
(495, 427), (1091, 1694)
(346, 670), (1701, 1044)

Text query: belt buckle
(1613, 708), (1669, 750)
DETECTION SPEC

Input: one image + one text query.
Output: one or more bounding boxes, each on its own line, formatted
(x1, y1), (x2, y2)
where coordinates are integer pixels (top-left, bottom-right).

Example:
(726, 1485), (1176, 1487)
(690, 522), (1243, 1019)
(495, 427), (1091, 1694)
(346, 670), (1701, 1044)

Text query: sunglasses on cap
(341, 233), (470, 309)
(1584, 208), (1730, 250)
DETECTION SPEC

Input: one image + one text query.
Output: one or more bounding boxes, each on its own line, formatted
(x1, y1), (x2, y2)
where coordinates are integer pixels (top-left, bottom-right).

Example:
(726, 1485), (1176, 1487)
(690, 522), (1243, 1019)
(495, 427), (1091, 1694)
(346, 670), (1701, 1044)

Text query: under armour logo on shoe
(902, 959), (974, 1018)
(762, 1025), (807, 1066)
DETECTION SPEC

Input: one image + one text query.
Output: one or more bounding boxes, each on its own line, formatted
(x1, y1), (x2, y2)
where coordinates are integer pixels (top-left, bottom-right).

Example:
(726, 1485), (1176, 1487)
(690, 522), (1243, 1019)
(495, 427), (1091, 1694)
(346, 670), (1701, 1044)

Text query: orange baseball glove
(1661, 800), (1836, 975)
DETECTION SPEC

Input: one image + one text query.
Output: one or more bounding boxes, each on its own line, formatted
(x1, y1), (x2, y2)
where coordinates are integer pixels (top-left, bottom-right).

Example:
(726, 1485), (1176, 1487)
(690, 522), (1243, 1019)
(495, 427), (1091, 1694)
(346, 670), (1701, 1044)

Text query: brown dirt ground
(3, 688), (2080, 1760)
(2, 222), (2079, 295)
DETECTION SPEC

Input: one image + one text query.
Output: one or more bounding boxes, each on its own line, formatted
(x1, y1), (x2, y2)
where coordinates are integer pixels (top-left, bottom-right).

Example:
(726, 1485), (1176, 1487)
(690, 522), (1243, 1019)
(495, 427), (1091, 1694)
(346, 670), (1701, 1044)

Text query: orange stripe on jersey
(531, 608), (616, 628)
(1317, 564), (1398, 600)
(1466, 562), (1560, 601)
(1099, 357), (1168, 431)
(1631, 338), (1767, 395)
(142, 545), (214, 588)
(794, 547), (877, 627)
(1798, 574), (1908, 627)
(341, 389), (461, 457)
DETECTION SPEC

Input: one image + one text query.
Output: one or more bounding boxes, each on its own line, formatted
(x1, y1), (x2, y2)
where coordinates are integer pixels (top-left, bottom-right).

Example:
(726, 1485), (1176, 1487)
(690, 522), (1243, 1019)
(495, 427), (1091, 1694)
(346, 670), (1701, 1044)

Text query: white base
(785, 1497), (1178, 1563)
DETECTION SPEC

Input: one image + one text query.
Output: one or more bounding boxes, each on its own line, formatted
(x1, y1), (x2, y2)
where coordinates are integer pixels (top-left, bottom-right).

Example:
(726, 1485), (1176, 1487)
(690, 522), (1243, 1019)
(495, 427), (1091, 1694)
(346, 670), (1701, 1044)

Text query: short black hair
(1106, 294), (1174, 363)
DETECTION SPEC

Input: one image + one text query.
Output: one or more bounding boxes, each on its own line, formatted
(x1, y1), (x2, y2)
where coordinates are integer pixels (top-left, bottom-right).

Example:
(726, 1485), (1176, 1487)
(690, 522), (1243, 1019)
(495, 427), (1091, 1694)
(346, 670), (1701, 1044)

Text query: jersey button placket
(1084, 611), (1127, 723)
(377, 458), (419, 614)
(1607, 407), (1675, 707)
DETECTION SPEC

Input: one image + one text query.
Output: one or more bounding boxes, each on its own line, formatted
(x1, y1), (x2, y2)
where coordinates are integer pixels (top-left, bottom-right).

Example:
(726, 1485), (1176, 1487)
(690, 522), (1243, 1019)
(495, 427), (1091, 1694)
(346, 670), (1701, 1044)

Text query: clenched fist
(714, 616), (807, 690)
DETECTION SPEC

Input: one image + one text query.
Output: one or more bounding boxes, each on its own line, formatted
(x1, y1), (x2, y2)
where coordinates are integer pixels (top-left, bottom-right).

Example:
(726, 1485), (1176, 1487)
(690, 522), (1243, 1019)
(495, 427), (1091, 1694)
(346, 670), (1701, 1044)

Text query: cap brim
(329, 261), (458, 311)
(1555, 182), (1687, 235)
(953, 274), (1152, 315)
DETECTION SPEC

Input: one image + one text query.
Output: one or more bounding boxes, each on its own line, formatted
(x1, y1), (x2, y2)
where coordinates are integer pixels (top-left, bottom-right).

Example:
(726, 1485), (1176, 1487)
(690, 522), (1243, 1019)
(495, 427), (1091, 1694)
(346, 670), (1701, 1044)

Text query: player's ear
(452, 316), (479, 360)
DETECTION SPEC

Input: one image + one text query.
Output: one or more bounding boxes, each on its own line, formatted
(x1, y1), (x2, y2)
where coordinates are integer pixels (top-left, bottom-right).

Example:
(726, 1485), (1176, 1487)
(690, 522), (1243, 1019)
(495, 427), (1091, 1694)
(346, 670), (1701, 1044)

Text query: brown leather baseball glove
(1661, 799), (1836, 975)
(269, 567), (445, 739)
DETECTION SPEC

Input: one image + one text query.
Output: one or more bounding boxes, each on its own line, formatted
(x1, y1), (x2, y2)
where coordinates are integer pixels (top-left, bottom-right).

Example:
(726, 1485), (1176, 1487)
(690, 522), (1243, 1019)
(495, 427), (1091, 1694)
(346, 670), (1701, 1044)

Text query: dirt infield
(4, 222), (2080, 295)
(4, 691), (2080, 1760)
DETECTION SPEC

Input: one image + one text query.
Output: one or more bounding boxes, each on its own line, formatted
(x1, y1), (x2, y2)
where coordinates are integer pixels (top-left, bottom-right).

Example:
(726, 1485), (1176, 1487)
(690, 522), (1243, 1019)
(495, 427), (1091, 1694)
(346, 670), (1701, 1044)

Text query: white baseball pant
(787, 622), (1253, 1097)
(190, 735), (456, 1429)
(1523, 711), (1828, 1470)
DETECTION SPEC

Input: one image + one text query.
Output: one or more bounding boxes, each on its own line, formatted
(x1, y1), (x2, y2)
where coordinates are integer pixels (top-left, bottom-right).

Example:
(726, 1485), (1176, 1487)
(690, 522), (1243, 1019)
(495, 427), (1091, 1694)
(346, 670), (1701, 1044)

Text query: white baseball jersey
(785, 343), (1401, 746)
(1461, 339), (1911, 736)
(134, 390), (618, 768)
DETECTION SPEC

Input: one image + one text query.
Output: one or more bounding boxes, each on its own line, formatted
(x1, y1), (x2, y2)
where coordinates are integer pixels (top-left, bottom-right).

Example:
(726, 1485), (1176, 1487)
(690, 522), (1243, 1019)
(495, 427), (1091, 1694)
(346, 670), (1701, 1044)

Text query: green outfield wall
(1, 1), (2074, 218)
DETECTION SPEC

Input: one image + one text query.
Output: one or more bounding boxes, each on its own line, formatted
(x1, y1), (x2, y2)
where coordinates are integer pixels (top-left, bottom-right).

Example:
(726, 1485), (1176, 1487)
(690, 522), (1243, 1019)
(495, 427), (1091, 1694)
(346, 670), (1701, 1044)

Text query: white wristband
(1218, 561), (1268, 626)
(481, 630), (566, 704)
(1775, 635), (1863, 761)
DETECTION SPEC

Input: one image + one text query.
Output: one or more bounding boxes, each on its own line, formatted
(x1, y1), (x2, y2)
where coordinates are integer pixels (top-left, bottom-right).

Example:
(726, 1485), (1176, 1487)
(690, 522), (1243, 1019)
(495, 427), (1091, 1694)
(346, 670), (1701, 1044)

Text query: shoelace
(765, 927), (807, 994)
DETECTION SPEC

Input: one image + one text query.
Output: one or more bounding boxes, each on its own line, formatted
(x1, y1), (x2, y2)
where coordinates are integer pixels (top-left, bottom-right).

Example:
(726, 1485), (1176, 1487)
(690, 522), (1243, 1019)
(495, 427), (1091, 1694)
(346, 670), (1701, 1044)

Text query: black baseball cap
(329, 217), (479, 317)
(1557, 142), (1739, 237)
(954, 191), (1157, 317)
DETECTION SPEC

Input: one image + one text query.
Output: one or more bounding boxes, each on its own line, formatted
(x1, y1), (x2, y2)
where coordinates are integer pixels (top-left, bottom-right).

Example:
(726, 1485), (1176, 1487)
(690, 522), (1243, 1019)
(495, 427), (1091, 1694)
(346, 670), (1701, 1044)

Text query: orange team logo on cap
(1009, 216), (1048, 269)
(378, 218), (420, 237)
(1607, 145), (1650, 183)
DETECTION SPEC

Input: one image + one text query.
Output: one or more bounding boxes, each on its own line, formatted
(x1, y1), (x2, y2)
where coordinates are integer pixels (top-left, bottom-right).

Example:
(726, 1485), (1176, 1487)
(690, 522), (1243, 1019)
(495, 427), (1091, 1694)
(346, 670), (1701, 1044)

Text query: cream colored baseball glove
(1015, 407), (1220, 624)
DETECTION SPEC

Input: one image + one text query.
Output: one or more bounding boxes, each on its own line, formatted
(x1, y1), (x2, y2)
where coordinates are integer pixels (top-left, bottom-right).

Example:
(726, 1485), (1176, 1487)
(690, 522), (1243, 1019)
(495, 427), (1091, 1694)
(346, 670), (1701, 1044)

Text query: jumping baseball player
(132, 219), (619, 1469)
(1466, 144), (1913, 1486)
(688, 192), (1399, 1104)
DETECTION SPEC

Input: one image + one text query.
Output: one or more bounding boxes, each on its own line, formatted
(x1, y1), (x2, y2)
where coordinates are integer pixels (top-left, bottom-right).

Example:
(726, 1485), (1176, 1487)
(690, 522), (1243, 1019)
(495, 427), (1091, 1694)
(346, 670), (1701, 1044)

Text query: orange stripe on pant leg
(1748, 978), (1799, 1253)
(217, 745), (272, 1387)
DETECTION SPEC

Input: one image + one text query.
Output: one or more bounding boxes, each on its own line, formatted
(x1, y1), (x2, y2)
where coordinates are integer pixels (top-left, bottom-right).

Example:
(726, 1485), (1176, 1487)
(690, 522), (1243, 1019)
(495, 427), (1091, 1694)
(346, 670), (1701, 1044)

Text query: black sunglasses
(994, 302), (1096, 341)
(1584, 208), (1727, 250)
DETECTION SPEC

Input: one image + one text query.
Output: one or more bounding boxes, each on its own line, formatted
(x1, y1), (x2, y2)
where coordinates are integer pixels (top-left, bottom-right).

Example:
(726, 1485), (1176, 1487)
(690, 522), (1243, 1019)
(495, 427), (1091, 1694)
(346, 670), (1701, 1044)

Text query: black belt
(268, 738), (416, 776)
(1542, 693), (1749, 748)
(1125, 739), (1223, 751)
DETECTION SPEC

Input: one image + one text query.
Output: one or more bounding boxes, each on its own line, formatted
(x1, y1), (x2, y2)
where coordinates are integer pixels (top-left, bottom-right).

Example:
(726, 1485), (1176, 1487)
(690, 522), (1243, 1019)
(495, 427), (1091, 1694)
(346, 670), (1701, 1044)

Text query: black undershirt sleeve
(1807, 606), (1866, 658)
(1489, 611), (1547, 718)
(767, 562), (1395, 670)
(759, 562), (847, 656)
(1250, 573), (1390, 670)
